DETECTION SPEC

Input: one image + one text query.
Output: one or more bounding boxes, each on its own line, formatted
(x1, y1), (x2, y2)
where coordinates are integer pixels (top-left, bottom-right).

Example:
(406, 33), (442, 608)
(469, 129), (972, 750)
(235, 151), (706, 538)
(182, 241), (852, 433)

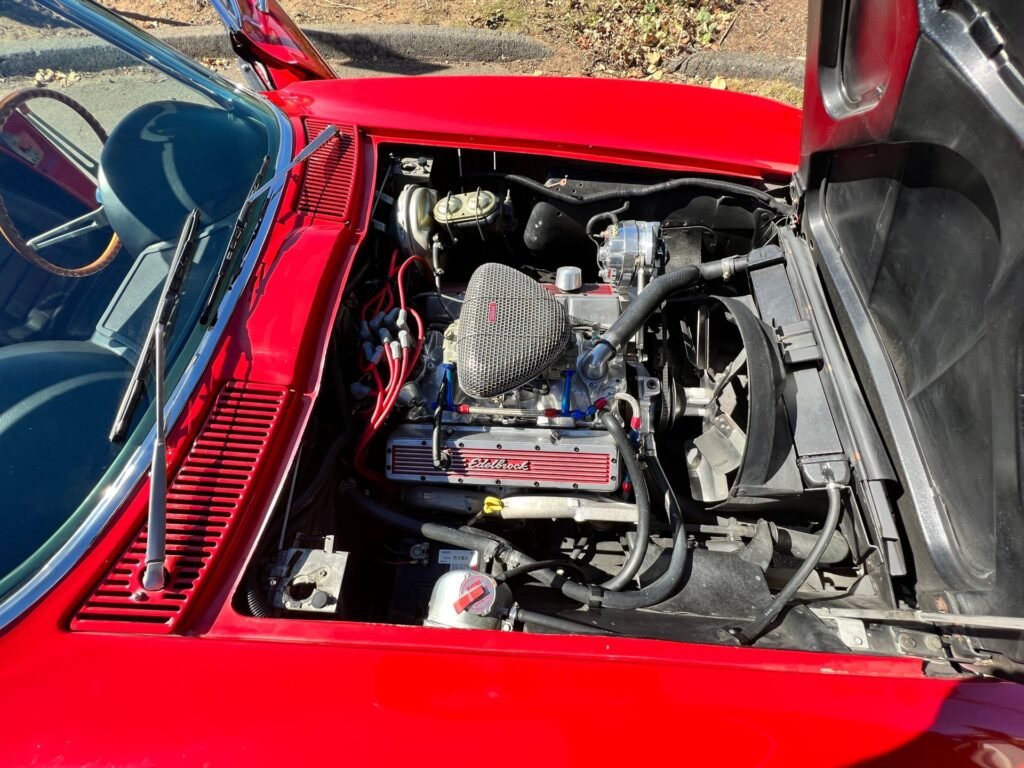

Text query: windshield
(0, 0), (281, 600)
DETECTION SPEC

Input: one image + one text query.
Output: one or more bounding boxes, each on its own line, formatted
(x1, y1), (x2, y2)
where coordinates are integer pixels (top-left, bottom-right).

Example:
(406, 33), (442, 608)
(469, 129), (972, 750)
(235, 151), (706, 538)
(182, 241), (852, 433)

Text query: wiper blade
(109, 209), (201, 443)
(199, 154), (271, 326)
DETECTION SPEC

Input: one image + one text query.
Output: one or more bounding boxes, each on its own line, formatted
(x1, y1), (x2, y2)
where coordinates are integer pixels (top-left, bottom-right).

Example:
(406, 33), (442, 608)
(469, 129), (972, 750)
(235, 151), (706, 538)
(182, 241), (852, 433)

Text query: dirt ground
(4, 0), (807, 104)
(103, 0), (807, 60)
(718, 0), (806, 58)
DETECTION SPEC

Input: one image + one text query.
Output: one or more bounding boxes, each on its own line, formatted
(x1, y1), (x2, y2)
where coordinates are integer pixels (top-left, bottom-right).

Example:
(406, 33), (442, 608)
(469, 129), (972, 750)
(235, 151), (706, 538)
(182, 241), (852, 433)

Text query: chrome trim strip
(0, 112), (294, 634)
(208, 0), (243, 33)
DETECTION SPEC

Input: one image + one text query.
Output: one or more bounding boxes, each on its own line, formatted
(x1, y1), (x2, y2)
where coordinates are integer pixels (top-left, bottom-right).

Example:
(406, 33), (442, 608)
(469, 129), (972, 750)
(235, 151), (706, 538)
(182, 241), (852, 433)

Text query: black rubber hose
(603, 265), (702, 351)
(479, 172), (792, 216)
(512, 608), (615, 636)
(345, 485), (687, 611)
(599, 410), (651, 591)
(581, 247), (784, 380)
(772, 523), (850, 565)
(580, 265), (702, 378)
(731, 482), (845, 645)
(345, 488), (504, 561)
(245, 569), (272, 619)
(507, 504), (688, 610)
(498, 559), (589, 584)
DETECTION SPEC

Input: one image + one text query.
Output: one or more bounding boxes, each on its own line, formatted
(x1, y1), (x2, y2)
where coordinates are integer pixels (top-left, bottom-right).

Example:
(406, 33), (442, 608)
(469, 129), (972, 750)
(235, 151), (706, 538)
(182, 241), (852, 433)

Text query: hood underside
(800, 0), (1024, 642)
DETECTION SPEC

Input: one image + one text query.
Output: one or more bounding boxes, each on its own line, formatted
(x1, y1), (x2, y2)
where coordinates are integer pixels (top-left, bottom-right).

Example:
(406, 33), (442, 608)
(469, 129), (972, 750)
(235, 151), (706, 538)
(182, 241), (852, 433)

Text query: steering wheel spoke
(0, 88), (119, 277)
(27, 206), (109, 250)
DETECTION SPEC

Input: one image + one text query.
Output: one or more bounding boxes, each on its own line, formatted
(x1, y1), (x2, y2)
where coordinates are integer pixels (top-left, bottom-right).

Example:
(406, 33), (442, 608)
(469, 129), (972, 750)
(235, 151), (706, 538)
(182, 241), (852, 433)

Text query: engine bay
(239, 145), (911, 653)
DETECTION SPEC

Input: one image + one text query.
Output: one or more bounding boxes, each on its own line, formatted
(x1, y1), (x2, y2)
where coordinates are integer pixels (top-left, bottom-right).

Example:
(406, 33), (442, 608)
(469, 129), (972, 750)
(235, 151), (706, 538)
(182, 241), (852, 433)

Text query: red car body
(1, 1), (1023, 765)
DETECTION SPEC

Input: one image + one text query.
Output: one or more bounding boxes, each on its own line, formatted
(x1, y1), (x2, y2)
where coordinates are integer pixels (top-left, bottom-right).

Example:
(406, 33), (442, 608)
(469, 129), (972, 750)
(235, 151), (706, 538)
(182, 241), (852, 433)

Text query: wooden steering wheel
(0, 88), (120, 278)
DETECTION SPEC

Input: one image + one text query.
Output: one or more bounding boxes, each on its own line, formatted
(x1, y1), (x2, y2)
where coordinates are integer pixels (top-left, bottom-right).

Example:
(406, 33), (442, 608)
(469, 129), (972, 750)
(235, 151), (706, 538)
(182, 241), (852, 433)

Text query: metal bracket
(777, 320), (822, 365)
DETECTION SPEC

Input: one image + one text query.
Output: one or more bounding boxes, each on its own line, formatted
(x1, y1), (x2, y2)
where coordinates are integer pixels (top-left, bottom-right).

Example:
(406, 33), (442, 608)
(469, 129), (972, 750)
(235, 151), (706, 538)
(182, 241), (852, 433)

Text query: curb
(305, 24), (550, 64)
(672, 50), (804, 87)
(0, 24), (551, 79)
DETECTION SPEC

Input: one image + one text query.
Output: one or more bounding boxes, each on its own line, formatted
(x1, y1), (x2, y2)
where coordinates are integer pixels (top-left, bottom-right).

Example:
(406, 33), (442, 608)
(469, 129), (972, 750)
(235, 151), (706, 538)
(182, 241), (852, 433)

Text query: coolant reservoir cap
(556, 266), (583, 293)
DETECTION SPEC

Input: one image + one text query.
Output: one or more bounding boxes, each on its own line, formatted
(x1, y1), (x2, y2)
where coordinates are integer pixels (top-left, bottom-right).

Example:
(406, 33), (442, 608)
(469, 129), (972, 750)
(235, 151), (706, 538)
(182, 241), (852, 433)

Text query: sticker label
(438, 549), (474, 570)
(459, 572), (497, 615)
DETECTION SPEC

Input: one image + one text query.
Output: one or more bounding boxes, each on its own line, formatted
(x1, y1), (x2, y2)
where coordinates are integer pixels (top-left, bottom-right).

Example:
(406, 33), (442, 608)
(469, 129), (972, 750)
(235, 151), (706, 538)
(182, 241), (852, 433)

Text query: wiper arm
(245, 123), (338, 204)
(110, 209), (201, 591)
(199, 154), (271, 326)
(110, 209), (201, 443)
(197, 126), (339, 327)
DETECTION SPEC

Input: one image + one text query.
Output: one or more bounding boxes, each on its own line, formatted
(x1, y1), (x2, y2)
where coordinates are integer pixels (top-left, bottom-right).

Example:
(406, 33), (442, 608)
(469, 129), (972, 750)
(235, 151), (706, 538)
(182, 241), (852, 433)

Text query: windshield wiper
(199, 154), (271, 326)
(110, 209), (201, 443)
(107, 209), (200, 591)
(245, 123), (339, 204)
(198, 125), (339, 326)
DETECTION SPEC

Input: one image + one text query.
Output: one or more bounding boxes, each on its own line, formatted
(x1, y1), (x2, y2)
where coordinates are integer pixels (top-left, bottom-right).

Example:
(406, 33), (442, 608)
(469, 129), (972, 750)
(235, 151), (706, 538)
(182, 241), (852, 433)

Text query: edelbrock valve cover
(456, 263), (571, 398)
(386, 424), (620, 491)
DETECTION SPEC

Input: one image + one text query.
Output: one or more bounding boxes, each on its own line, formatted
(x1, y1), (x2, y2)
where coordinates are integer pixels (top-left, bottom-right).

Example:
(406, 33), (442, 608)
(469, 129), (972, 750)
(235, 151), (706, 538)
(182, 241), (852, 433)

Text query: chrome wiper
(109, 209), (201, 443)
(199, 154), (271, 326)
(108, 209), (200, 591)
(245, 123), (338, 204)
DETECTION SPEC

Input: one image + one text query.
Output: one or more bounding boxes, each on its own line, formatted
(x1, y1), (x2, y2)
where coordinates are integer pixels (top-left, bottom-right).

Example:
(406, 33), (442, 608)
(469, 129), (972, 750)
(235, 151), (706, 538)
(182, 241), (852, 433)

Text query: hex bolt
(898, 634), (918, 651)
(925, 635), (943, 652)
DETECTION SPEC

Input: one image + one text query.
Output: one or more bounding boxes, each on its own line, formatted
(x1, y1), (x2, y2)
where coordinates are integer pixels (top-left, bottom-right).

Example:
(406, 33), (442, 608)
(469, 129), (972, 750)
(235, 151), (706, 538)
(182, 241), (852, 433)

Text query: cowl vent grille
(71, 381), (287, 634)
(297, 118), (358, 223)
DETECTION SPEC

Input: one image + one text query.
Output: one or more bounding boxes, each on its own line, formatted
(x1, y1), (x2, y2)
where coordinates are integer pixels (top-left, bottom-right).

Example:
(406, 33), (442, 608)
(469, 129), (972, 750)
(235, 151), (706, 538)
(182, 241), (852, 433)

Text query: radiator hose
(580, 246), (783, 380)
(343, 473), (689, 611)
(598, 409), (650, 591)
